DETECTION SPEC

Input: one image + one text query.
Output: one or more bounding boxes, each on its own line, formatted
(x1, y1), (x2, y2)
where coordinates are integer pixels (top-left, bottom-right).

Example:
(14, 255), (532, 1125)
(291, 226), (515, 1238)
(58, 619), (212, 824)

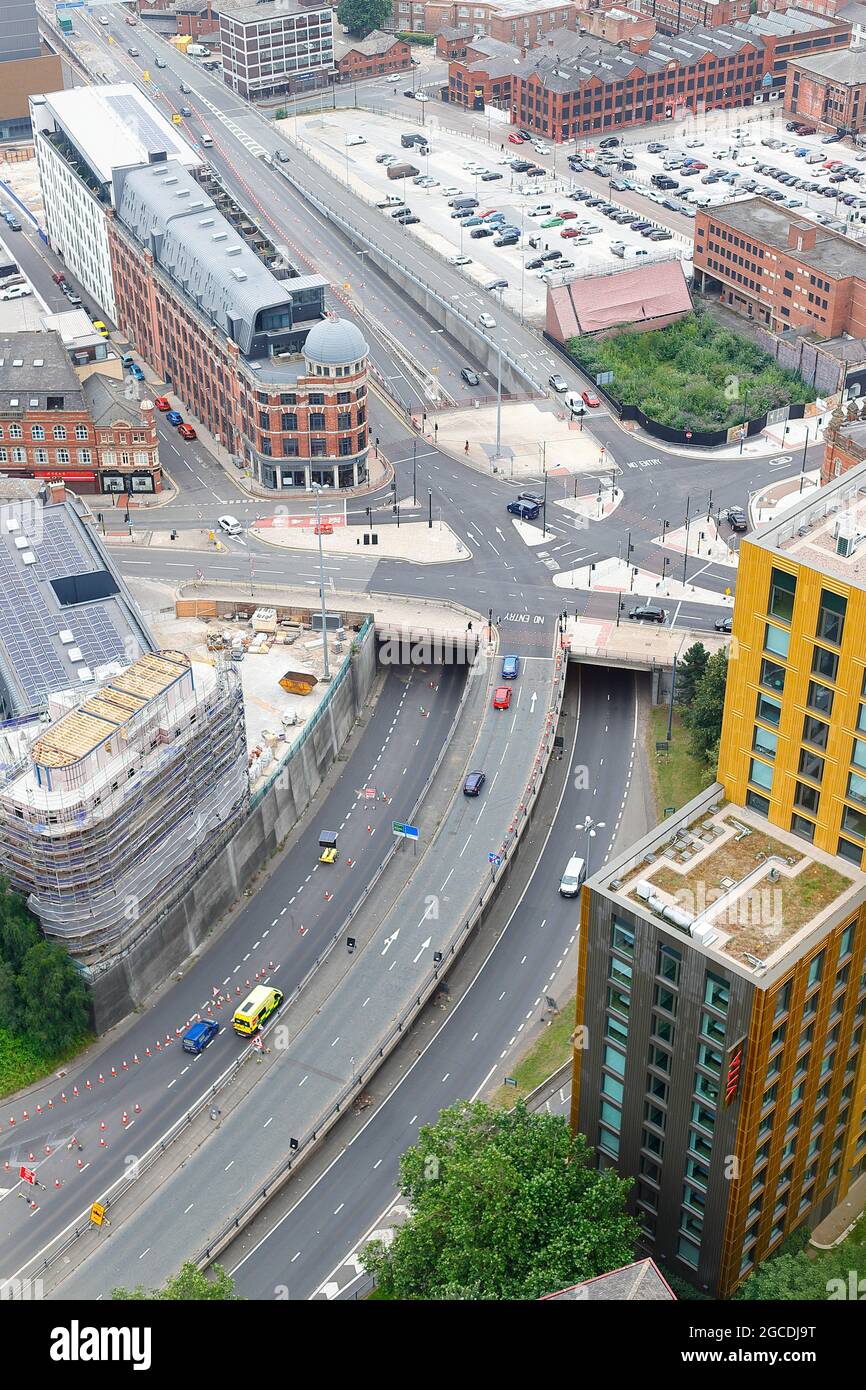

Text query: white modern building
(29, 84), (200, 324)
(219, 0), (335, 100)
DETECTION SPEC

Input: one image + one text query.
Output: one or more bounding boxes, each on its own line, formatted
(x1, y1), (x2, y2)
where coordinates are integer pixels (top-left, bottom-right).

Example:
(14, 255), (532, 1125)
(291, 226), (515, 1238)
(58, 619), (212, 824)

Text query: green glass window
(753, 725), (778, 759)
(749, 757), (774, 791)
(765, 623), (790, 659)
(847, 771), (866, 808)
(768, 567), (796, 622)
(842, 805), (866, 841)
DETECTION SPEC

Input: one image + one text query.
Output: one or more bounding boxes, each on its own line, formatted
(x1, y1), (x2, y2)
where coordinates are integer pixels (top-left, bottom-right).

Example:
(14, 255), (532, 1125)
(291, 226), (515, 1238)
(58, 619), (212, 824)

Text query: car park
(629, 604), (666, 623)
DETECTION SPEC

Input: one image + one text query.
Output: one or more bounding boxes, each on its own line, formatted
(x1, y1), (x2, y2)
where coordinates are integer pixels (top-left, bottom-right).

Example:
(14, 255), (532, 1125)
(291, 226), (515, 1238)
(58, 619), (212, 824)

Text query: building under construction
(0, 649), (248, 970)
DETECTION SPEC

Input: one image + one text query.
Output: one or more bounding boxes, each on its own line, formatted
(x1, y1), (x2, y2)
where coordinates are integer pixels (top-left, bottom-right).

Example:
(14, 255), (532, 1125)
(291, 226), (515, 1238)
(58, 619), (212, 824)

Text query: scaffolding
(0, 652), (249, 968)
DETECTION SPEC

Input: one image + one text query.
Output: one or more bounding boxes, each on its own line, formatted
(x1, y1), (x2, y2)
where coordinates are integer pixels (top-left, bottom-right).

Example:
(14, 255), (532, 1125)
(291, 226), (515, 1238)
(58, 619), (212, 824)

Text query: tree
(337, 0), (391, 36)
(16, 942), (89, 1055)
(0, 960), (19, 1032)
(362, 1100), (637, 1300)
(676, 642), (709, 708)
(737, 1229), (866, 1301)
(112, 1262), (238, 1300)
(685, 648), (728, 768)
(0, 880), (40, 974)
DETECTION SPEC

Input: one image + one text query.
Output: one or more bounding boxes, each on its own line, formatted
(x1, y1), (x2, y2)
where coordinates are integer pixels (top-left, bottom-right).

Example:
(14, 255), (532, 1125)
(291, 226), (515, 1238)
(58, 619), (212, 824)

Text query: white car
(449, 253), (472, 266)
(387, 73), (401, 83)
(346, 134), (365, 147)
(98, 14), (109, 23)
(218, 515), (242, 536)
(441, 186), (460, 196)
(415, 92), (429, 102)
(548, 374), (568, 393)
(478, 312), (496, 328)
(0, 284), (31, 301)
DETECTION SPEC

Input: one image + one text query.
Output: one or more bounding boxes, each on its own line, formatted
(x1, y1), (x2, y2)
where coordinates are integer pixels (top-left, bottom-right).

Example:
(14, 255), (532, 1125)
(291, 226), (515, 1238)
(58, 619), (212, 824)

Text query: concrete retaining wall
(90, 626), (377, 1032)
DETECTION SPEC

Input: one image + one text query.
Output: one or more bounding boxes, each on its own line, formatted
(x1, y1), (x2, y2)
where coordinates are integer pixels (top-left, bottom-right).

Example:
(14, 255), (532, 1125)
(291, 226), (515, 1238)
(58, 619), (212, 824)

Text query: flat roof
(747, 453), (866, 587)
(598, 795), (865, 983)
(704, 197), (866, 284)
(220, 0), (331, 20)
(787, 48), (866, 84)
(34, 84), (200, 189)
(32, 650), (190, 768)
(0, 485), (155, 718)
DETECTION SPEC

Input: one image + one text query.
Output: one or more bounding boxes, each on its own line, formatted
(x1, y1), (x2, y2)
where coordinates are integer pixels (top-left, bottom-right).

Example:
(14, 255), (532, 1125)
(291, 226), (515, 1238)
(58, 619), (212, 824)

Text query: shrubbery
(565, 311), (815, 432)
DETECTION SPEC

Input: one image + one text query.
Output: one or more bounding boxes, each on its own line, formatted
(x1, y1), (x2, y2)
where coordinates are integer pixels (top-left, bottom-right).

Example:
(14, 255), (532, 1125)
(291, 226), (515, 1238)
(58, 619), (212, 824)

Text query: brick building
(108, 159), (370, 493)
(785, 49), (866, 133)
(640, 0), (751, 35)
(0, 331), (161, 496)
(694, 199), (866, 338)
(394, 0), (574, 46)
(336, 31), (412, 82)
(450, 23), (765, 131)
(823, 408), (866, 483)
(578, 7), (657, 45)
(136, 2), (220, 36)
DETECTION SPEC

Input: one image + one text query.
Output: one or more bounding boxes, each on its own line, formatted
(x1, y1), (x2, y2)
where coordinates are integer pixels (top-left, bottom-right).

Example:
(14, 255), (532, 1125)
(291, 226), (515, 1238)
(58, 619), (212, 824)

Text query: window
(791, 813), (816, 843)
(658, 943), (681, 985)
(603, 1044), (626, 1077)
(598, 1128), (620, 1158)
(704, 973), (729, 1013)
(760, 659), (785, 693)
(753, 726), (778, 760)
(608, 985), (629, 1018)
(812, 646), (839, 683)
(817, 590), (846, 646)
(53, 425), (66, 441)
(799, 748), (824, 783)
(842, 805), (866, 841)
(309, 412), (326, 430)
(807, 681), (833, 717)
(757, 693), (782, 727)
(804, 716), (829, 751)
(852, 738), (866, 771)
(749, 758), (773, 791)
(31, 425), (44, 441)
(764, 623), (790, 658)
(768, 567), (796, 622)
(838, 837), (863, 867)
(74, 423), (89, 441)
(611, 918), (635, 956)
(746, 790), (770, 816)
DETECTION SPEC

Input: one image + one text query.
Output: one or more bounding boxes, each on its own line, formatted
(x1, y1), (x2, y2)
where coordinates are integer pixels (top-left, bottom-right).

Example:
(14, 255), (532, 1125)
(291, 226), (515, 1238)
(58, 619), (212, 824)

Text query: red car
(154, 396), (171, 411)
(688, 160), (708, 171)
(493, 686), (512, 710)
(177, 423), (197, 441)
(481, 209), (500, 219)
(557, 210), (577, 220)
(508, 133), (524, 144)
(582, 390), (600, 408)
(561, 227), (579, 238)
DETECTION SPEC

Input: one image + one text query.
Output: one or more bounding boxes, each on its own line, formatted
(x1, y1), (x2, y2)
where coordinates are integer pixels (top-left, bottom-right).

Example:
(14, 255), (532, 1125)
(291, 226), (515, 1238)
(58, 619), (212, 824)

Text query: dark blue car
(182, 1020), (220, 1054)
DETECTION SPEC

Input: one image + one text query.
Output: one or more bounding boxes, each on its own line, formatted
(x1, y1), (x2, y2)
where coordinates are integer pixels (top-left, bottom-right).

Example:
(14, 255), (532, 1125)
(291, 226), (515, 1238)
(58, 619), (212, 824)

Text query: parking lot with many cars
(286, 110), (693, 323)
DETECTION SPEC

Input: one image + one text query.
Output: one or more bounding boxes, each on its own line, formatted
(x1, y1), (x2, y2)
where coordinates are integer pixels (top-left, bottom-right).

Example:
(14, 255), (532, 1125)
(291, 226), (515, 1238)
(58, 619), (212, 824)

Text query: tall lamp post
(579, 815), (606, 879)
(412, 437), (417, 505)
(312, 484), (330, 681)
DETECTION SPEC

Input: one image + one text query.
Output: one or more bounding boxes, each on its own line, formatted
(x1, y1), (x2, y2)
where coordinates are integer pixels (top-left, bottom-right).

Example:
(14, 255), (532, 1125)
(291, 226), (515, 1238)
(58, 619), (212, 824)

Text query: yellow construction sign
(90, 1201), (106, 1227)
(143, 70), (150, 82)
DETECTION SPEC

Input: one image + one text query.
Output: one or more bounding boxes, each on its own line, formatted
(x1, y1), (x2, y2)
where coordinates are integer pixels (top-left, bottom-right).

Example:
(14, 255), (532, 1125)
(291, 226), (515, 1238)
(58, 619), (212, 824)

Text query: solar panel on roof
(104, 93), (180, 160)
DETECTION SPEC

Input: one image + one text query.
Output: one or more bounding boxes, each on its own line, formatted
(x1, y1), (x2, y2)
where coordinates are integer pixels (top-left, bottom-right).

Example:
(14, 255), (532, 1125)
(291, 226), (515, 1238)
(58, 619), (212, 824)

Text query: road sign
(89, 1201), (106, 1227)
(19, 1165), (35, 1185)
(488, 852), (502, 867)
(596, 371), (613, 386)
(392, 820), (419, 839)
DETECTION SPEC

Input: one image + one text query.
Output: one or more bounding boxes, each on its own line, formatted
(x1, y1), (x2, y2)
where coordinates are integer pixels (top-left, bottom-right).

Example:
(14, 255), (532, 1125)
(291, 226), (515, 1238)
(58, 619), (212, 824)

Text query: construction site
(0, 649), (248, 971)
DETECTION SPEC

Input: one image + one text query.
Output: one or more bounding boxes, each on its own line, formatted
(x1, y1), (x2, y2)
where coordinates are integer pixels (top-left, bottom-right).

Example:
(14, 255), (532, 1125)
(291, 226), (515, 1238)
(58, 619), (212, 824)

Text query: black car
(403, 89), (414, 97)
(723, 506), (748, 531)
(471, 225), (494, 237)
(599, 136), (620, 148)
(517, 128), (534, 140)
(391, 206), (409, 218)
(461, 368), (480, 386)
(619, 160), (637, 171)
(481, 171), (502, 181)
(540, 250), (562, 261)
(525, 257), (544, 270)
(518, 491), (543, 506)
(714, 616), (733, 633)
(629, 605), (666, 624)
(400, 214), (420, 225)
(527, 167), (545, 177)
(511, 160), (531, 172)
(463, 771), (486, 797)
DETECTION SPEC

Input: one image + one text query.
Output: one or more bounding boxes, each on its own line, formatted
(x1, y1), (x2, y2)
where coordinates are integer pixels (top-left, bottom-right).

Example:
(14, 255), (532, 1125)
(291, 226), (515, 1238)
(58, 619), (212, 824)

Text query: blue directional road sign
(392, 820), (419, 839)
(488, 852), (502, 867)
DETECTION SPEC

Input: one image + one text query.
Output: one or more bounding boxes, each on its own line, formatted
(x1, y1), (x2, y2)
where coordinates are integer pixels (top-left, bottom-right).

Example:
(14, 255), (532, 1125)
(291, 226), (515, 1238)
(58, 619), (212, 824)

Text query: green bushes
(396, 31), (436, 43)
(564, 311), (815, 432)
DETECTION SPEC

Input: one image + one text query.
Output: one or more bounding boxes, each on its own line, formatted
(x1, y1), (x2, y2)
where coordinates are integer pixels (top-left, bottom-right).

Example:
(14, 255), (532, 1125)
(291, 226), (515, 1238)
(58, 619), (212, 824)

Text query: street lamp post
(412, 438), (417, 505)
(579, 815), (606, 879)
(428, 487), (433, 529)
(681, 495), (691, 588)
(313, 484), (330, 681)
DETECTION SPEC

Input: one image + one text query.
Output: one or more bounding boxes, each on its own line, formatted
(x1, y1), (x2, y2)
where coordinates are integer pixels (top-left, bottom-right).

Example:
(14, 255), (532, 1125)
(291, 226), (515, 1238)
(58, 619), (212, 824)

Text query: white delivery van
(559, 855), (586, 897)
(528, 203), (552, 218)
(187, 43), (210, 57)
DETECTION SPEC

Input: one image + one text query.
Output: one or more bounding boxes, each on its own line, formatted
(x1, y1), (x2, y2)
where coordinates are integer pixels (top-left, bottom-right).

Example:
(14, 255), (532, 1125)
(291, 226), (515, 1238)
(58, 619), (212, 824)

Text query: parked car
(154, 396), (172, 411)
(128, 363), (145, 381)
(714, 616), (733, 633)
(629, 604), (666, 623)
(0, 284), (30, 301)
(449, 253), (472, 266)
(165, 410), (184, 426)
(178, 423), (197, 440)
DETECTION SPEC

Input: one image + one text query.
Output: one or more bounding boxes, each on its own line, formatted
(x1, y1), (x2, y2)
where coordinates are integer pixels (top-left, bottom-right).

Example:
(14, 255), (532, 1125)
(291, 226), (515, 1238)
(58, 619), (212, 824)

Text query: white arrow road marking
(530, 692), (538, 712)
(381, 930), (400, 955)
(413, 937), (432, 964)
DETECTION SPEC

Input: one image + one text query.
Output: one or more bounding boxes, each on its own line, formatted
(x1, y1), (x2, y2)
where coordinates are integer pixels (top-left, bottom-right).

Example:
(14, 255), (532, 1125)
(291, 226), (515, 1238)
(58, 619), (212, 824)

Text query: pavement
(432, 400), (610, 479)
(251, 514), (469, 564)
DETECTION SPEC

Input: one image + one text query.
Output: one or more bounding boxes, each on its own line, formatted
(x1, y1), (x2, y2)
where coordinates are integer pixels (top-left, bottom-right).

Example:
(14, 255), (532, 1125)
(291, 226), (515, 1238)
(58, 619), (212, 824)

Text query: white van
(559, 855), (586, 897)
(528, 203), (552, 218)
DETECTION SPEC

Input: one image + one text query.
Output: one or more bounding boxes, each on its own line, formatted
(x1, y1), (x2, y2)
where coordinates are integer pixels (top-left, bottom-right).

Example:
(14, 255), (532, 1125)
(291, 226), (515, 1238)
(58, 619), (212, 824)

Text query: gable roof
(547, 260), (692, 339)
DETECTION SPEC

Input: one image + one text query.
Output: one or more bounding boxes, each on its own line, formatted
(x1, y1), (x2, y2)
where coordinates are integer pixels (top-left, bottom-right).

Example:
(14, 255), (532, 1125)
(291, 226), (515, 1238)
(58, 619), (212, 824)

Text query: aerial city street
(0, 0), (864, 1351)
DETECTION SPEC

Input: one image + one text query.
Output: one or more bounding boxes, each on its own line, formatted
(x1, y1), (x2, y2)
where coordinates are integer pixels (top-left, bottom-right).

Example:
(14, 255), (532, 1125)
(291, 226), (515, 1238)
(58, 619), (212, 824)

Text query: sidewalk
(431, 399), (611, 479)
(810, 1172), (866, 1251)
(250, 513), (469, 563)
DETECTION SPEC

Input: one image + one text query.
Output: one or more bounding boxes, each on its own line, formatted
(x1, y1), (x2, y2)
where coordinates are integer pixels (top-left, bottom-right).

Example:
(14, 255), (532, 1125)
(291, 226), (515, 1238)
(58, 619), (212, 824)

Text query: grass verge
(0, 1028), (92, 1100)
(488, 997), (575, 1109)
(647, 705), (707, 820)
